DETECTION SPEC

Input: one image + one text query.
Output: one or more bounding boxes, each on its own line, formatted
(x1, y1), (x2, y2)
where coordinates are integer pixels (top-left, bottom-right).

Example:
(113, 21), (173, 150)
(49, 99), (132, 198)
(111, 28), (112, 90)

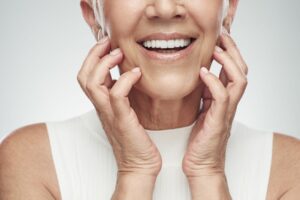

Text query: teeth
(142, 39), (192, 49)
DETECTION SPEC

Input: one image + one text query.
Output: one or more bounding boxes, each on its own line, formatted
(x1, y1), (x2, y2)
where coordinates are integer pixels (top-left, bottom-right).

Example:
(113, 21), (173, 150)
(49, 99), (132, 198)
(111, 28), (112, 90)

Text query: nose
(145, 0), (186, 20)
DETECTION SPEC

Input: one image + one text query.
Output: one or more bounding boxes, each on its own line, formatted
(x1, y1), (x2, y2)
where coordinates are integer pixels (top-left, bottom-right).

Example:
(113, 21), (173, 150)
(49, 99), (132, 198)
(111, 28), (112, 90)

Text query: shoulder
(272, 132), (300, 181)
(267, 132), (300, 199)
(232, 121), (300, 198)
(273, 132), (300, 158)
(0, 123), (49, 168)
(0, 123), (61, 199)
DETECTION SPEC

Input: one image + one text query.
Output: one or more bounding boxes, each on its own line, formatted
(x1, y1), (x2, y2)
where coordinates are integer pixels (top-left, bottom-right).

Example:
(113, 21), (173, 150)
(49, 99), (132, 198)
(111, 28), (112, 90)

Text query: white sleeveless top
(46, 109), (273, 200)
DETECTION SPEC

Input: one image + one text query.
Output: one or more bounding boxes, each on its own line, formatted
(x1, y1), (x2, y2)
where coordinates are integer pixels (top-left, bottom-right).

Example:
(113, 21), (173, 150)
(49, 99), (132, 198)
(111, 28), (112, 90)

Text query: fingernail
(131, 67), (141, 73)
(200, 67), (209, 74)
(110, 48), (121, 56)
(97, 36), (108, 44)
(215, 46), (223, 53)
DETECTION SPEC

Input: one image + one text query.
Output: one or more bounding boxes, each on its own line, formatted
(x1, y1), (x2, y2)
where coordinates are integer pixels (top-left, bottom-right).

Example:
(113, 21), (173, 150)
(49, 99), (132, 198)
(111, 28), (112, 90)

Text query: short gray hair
(91, 0), (107, 36)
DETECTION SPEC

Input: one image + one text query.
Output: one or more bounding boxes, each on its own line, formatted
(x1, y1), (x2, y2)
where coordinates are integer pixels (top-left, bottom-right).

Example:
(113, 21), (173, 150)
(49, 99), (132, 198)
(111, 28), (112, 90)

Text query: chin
(132, 73), (200, 101)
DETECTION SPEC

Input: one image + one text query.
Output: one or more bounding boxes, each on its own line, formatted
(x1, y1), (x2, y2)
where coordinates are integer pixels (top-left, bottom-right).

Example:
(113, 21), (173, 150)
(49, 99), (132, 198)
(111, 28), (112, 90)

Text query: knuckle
(217, 90), (230, 103)
(86, 80), (97, 94)
(237, 76), (248, 86)
(77, 68), (89, 84)
(218, 51), (226, 57)
(109, 89), (122, 100)
(220, 124), (229, 135)
(220, 51), (230, 61)
(119, 72), (132, 83)
(101, 55), (118, 67)
(240, 63), (249, 76)
(244, 66), (249, 75)
(85, 82), (109, 105)
(243, 76), (248, 85)
(103, 55), (114, 63)
(77, 73), (83, 84)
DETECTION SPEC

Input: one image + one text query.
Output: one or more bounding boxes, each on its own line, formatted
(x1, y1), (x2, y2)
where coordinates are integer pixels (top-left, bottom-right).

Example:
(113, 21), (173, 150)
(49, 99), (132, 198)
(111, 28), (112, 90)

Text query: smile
(136, 32), (197, 62)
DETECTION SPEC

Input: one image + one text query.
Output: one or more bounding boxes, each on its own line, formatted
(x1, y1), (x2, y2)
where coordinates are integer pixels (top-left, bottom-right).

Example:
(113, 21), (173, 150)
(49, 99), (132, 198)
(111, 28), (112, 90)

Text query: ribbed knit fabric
(46, 109), (273, 200)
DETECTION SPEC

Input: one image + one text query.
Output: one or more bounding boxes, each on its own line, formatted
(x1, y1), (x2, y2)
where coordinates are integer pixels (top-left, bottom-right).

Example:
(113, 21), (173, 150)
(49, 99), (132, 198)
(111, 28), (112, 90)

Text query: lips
(136, 32), (197, 62)
(137, 39), (196, 62)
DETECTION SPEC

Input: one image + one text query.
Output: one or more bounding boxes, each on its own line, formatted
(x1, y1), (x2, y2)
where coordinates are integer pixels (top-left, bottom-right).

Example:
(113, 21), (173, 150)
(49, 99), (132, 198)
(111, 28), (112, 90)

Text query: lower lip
(137, 40), (196, 62)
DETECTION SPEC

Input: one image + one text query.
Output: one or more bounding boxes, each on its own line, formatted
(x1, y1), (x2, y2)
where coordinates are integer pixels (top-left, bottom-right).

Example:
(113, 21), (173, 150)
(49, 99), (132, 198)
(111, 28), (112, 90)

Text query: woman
(0, 0), (299, 199)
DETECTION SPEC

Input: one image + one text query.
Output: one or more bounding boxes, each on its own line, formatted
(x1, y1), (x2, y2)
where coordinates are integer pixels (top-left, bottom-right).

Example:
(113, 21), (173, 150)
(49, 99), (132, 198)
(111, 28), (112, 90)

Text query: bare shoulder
(0, 123), (61, 200)
(266, 132), (300, 199)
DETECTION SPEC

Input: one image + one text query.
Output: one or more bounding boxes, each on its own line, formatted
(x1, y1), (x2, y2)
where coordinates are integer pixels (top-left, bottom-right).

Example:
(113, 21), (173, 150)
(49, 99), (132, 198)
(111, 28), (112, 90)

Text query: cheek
(188, 0), (222, 32)
(104, 0), (144, 47)
(188, 0), (222, 61)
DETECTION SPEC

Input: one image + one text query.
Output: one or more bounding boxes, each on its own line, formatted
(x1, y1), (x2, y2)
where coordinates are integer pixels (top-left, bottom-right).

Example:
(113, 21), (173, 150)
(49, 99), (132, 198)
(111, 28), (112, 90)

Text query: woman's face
(103, 0), (227, 100)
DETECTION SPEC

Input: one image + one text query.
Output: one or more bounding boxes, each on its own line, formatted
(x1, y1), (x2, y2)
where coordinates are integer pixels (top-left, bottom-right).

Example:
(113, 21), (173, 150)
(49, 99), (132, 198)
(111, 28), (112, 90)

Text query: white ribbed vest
(46, 109), (273, 200)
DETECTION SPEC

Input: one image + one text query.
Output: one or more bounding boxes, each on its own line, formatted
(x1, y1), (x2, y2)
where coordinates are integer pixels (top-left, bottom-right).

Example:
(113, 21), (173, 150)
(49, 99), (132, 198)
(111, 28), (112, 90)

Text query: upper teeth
(142, 39), (192, 49)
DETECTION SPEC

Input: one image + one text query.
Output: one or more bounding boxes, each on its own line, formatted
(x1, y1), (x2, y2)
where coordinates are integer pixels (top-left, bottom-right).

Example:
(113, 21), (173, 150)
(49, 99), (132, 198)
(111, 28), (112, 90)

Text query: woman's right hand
(77, 37), (162, 178)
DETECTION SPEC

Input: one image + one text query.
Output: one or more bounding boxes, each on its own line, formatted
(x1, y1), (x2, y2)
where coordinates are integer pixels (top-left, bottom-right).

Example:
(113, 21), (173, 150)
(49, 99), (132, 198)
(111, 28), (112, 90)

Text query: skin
(79, 0), (243, 198)
(0, 0), (300, 199)
(1, 126), (300, 199)
(83, 0), (234, 130)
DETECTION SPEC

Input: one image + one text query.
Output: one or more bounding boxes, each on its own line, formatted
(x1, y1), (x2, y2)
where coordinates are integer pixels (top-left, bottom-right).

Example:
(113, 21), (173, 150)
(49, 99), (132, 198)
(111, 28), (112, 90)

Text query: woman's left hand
(182, 28), (248, 179)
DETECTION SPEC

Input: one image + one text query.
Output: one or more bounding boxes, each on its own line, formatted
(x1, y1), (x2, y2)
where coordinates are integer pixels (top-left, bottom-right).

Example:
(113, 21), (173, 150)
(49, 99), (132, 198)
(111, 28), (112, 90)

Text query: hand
(182, 28), (248, 179)
(77, 37), (162, 178)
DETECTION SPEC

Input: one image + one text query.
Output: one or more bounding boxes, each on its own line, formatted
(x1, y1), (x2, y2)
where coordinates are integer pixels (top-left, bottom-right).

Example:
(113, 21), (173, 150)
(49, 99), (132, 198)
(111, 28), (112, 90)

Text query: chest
(46, 119), (277, 199)
(50, 144), (273, 200)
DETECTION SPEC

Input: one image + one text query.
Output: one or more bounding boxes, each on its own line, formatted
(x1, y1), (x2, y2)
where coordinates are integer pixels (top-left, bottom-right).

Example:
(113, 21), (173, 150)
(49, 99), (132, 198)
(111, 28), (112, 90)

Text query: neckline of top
(81, 109), (242, 138)
(83, 108), (198, 135)
(145, 120), (197, 134)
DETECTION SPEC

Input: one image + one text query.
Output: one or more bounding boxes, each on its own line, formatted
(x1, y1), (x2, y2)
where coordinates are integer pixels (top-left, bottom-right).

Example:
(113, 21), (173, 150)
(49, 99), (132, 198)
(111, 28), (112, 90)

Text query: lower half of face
(105, 0), (223, 100)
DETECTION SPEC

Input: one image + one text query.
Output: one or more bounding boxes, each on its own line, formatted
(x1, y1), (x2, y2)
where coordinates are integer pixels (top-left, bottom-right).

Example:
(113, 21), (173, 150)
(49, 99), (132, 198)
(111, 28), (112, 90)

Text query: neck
(128, 85), (203, 130)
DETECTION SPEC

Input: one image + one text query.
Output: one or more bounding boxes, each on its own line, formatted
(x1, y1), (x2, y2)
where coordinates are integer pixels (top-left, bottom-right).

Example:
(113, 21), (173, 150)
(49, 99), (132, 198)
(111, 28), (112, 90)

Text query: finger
(200, 86), (212, 114)
(77, 38), (111, 91)
(219, 67), (228, 87)
(110, 80), (117, 89)
(83, 37), (111, 69)
(85, 49), (123, 114)
(110, 68), (142, 120)
(214, 46), (245, 83)
(214, 47), (247, 117)
(199, 67), (229, 124)
(213, 46), (248, 103)
(88, 48), (123, 89)
(220, 30), (248, 76)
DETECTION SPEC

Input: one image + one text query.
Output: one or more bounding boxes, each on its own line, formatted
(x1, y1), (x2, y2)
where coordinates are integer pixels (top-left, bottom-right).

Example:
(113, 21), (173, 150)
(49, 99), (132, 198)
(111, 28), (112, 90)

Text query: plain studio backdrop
(0, 0), (299, 140)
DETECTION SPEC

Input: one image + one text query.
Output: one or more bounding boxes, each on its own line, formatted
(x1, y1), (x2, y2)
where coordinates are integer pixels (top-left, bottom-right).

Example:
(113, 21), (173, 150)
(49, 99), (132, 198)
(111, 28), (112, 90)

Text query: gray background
(1, 0), (299, 140)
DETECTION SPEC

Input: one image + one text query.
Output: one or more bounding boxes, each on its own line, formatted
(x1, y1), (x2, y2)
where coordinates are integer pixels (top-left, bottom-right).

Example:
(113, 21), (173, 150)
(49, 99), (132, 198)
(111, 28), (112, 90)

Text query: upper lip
(136, 32), (197, 43)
